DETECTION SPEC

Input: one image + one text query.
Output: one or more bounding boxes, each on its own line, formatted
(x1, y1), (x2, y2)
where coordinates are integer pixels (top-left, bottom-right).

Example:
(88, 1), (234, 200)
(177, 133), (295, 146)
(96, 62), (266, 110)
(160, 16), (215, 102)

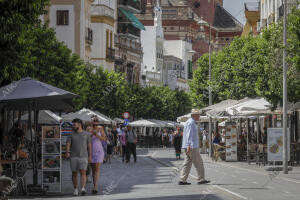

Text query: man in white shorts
(66, 118), (92, 196)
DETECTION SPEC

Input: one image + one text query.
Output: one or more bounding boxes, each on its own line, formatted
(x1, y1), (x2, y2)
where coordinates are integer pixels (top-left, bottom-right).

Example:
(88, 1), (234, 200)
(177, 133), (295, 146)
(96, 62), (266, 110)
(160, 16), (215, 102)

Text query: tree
(190, 5), (300, 109)
(0, 0), (50, 86)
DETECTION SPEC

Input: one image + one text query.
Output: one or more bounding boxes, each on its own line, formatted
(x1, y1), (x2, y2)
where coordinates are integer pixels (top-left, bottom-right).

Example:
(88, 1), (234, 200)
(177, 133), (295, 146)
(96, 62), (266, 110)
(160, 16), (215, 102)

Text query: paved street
(13, 148), (300, 200)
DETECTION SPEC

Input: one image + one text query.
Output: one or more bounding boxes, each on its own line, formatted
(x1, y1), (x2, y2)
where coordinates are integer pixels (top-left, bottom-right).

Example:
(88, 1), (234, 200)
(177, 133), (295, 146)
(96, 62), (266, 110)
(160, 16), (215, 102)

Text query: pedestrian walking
(66, 118), (92, 196)
(178, 109), (210, 185)
(201, 130), (208, 154)
(112, 125), (119, 156)
(89, 116), (106, 194)
(106, 128), (114, 163)
(119, 127), (127, 162)
(168, 132), (173, 147)
(125, 125), (137, 163)
(101, 127), (108, 163)
(162, 129), (168, 148)
(173, 126), (182, 160)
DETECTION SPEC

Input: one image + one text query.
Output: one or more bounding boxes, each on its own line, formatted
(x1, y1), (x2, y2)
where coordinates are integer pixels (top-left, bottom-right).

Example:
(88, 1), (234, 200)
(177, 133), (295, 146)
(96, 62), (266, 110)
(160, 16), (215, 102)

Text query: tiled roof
(213, 4), (243, 29)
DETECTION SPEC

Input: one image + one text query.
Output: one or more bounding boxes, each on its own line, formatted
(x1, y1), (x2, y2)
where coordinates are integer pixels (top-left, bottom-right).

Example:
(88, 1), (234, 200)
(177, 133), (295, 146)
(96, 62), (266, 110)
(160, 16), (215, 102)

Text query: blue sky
(223, 0), (259, 25)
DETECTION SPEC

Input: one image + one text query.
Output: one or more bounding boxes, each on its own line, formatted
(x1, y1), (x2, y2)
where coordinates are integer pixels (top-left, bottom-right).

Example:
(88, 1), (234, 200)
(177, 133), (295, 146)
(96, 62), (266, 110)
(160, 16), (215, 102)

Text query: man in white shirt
(179, 109), (210, 185)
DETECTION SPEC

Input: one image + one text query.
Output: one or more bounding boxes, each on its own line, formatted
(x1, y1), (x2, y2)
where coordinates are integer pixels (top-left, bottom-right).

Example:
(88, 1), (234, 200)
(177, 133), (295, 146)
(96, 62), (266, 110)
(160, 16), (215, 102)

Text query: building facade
(242, 2), (260, 36)
(138, 0), (243, 73)
(90, 0), (117, 71)
(259, 0), (299, 30)
(141, 0), (164, 87)
(45, 0), (94, 62)
(115, 0), (145, 84)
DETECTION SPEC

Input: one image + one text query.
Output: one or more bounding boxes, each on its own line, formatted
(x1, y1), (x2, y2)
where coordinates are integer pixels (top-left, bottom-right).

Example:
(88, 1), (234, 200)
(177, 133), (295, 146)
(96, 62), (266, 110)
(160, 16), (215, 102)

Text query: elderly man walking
(178, 109), (210, 185)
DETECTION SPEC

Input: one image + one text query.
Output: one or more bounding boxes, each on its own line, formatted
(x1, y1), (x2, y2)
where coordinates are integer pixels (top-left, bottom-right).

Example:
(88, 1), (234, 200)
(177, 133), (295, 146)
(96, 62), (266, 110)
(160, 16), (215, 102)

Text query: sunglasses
(92, 124), (98, 127)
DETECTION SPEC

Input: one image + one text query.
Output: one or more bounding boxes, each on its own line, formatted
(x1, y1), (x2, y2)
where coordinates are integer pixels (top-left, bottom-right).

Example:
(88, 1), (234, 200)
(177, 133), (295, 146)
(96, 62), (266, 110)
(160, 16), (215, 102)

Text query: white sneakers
(81, 187), (86, 196)
(73, 188), (78, 196)
(73, 187), (86, 196)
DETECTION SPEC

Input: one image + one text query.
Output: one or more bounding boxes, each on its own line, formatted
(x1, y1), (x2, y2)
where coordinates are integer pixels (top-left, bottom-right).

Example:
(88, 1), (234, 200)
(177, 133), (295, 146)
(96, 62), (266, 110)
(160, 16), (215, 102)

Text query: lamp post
(282, 0), (288, 174)
(198, 18), (213, 157)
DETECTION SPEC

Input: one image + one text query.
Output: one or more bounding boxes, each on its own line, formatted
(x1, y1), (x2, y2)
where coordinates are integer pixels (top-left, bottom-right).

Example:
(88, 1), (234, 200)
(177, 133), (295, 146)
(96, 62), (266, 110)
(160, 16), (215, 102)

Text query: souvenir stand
(225, 122), (238, 161)
(41, 125), (62, 193)
(60, 122), (73, 158)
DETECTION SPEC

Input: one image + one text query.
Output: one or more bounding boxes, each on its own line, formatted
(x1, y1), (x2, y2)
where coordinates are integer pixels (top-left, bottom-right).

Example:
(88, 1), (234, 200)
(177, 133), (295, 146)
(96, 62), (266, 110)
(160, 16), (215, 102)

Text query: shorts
(70, 157), (88, 172)
(107, 145), (113, 155)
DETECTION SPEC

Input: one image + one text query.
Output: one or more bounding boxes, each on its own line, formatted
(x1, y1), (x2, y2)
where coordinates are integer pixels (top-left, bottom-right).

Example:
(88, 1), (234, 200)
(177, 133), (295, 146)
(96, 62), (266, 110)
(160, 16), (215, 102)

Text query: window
(56, 10), (69, 25)
(106, 30), (109, 48)
(110, 31), (113, 48)
(188, 60), (193, 79)
(170, 27), (174, 30)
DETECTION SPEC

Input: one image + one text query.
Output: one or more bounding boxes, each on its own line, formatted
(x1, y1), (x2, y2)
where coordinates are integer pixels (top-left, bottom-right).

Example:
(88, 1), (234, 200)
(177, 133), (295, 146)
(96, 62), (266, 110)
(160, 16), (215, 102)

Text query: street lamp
(283, 0), (288, 174)
(198, 18), (213, 157)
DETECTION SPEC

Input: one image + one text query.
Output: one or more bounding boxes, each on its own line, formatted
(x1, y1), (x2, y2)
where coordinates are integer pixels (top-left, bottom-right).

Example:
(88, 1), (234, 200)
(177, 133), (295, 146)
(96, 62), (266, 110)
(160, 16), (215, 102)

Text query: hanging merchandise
(225, 122), (238, 161)
(41, 125), (62, 193)
(60, 122), (73, 158)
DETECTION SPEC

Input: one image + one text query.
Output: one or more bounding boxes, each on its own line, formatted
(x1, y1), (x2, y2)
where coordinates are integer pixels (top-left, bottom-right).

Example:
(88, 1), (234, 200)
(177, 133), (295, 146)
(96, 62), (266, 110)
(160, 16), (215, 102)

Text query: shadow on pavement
(117, 194), (227, 200)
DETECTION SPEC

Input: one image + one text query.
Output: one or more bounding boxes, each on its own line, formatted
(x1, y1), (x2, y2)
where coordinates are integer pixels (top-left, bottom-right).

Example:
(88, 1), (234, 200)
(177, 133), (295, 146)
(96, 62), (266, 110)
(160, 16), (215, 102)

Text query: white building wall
(49, 5), (75, 53)
(90, 0), (116, 71)
(80, 0), (85, 60)
(164, 40), (192, 81)
(141, 26), (157, 71)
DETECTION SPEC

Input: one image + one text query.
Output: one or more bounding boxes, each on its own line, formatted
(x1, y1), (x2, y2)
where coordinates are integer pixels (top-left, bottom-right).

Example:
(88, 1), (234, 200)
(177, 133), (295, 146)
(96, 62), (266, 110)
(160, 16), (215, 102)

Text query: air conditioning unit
(256, 22), (261, 32)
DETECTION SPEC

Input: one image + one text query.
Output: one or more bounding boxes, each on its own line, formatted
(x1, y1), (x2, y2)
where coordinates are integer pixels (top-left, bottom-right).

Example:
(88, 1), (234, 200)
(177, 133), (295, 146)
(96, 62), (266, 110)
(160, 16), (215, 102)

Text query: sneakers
(81, 187), (86, 196)
(73, 188), (78, 196)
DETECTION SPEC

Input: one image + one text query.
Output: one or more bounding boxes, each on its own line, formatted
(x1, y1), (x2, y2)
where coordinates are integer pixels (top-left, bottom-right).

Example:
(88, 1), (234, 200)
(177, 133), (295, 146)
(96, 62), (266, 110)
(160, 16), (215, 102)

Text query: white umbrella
(18, 110), (62, 124)
(62, 108), (111, 124)
(129, 119), (162, 127)
(226, 98), (271, 116)
(177, 113), (191, 122)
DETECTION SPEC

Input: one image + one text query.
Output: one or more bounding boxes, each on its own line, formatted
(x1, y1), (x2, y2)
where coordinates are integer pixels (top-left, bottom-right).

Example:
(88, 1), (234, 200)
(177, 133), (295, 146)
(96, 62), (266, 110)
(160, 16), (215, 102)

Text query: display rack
(41, 125), (62, 193)
(225, 122), (238, 161)
(61, 122), (73, 158)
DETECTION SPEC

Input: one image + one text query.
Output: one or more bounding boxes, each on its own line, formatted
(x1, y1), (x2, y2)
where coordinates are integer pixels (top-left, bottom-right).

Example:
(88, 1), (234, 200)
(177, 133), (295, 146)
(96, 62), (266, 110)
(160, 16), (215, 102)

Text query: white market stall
(61, 108), (113, 125)
(18, 110), (62, 124)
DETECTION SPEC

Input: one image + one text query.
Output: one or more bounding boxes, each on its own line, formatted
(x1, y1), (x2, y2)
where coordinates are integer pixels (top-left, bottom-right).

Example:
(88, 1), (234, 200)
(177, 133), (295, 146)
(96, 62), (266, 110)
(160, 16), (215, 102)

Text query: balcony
(91, 4), (115, 19)
(114, 35), (143, 55)
(85, 28), (93, 44)
(117, 23), (140, 38)
(118, 0), (140, 14)
(106, 47), (115, 62)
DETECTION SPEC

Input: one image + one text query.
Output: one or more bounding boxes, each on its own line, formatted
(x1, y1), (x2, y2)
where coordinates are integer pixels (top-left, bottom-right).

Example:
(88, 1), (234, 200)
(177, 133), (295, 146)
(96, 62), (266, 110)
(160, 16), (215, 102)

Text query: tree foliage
(0, 0), (191, 120)
(190, 5), (300, 108)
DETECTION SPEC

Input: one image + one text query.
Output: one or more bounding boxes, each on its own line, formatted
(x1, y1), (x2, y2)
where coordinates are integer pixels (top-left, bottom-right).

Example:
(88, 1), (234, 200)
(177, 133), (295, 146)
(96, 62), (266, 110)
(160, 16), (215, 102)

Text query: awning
(119, 8), (145, 30)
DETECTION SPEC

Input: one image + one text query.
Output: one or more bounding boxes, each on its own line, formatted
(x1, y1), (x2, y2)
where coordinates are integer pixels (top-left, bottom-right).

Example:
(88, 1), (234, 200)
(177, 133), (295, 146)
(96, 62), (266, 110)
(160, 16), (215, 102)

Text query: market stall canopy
(113, 118), (124, 124)
(200, 99), (238, 116)
(206, 98), (250, 117)
(165, 120), (183, 127)
(62, 108), (112, 124)
(0, 77), (77, 110)
(129, 119), (162, 127)
(93, 110), (115, 124)
(226, 98), (272, 116)
(148, 119), (175, 128)
(18, 110), (62, 124)
(177, 113), (191, 122)
(177, 113), (211, 123)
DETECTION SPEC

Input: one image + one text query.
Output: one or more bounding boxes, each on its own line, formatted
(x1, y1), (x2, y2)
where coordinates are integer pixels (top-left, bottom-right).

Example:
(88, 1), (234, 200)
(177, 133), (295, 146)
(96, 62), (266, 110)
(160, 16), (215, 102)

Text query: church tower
(154, 0), (164, 39)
